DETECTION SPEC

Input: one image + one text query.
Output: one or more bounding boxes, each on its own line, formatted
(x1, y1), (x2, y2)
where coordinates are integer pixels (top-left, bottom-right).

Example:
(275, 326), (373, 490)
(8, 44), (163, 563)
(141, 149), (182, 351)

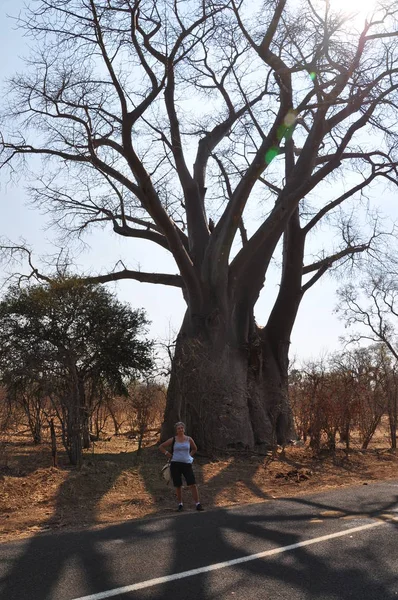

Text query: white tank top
(171, 437), (193, 463)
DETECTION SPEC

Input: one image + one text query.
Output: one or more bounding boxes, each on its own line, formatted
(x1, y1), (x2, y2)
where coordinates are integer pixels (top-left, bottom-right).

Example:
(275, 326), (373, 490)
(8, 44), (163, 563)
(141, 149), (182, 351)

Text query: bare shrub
(126, 382), (166, 451)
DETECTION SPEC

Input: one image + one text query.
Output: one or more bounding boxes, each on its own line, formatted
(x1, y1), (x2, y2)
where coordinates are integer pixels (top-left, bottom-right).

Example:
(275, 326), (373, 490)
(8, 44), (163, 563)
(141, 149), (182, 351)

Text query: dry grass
(1, 422), (397, 543)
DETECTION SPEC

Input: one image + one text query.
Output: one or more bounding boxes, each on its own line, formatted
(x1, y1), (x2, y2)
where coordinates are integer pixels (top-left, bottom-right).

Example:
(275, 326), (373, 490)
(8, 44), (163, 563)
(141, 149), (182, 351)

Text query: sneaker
(177, 504), (183, 512)
(196, 503), (204, 511)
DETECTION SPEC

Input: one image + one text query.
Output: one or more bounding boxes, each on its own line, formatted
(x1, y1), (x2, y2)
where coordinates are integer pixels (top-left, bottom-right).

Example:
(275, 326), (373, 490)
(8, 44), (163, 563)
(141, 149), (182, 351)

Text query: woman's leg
(170, 463), (183, 507)
(176, 486), (183, 504)
(189, 484), (199, 503)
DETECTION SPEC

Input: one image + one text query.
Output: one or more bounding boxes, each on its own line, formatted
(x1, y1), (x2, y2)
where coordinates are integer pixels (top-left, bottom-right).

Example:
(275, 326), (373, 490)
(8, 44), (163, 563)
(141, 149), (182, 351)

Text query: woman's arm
(189, 437), (198, 456)
(159, 437), (174, 459)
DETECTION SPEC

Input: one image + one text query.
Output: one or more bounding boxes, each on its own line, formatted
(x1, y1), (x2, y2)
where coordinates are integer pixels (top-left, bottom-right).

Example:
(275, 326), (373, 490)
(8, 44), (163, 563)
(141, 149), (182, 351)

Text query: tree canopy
(0, 278), (153, 391)
(1, 0), (396, 287)
(0, 278), (153, 462)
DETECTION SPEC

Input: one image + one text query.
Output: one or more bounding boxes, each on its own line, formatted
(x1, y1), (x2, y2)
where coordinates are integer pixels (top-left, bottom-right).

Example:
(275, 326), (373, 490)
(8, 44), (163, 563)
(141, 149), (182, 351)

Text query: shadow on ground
(0, 451), (397, 600)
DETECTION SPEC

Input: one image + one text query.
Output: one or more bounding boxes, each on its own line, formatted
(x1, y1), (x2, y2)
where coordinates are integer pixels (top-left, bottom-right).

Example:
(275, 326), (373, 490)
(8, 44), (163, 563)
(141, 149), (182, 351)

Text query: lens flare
(265, 147), (279, 164)
(284, 111), (297, 127)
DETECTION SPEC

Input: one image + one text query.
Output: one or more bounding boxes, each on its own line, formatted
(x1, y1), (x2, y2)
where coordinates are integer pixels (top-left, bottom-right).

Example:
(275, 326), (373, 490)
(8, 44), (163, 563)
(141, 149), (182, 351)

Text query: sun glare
(328, 0), (379, 27)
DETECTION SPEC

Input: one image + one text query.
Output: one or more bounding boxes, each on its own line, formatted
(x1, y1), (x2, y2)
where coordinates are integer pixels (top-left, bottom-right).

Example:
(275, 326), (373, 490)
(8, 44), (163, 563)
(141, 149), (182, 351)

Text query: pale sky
(0, 0), (397, 365)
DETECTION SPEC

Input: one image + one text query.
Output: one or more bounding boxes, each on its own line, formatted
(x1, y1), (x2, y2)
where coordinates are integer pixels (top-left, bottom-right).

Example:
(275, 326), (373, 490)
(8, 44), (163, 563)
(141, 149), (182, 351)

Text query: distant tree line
(0, 278), (157, 465)
(290, 345), (398, 453)
(2, 274), (398, 463)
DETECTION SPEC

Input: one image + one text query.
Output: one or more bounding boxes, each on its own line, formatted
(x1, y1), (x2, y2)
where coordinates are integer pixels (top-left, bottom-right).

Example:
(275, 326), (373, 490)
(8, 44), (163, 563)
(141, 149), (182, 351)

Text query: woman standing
(159, 422), (204, 512)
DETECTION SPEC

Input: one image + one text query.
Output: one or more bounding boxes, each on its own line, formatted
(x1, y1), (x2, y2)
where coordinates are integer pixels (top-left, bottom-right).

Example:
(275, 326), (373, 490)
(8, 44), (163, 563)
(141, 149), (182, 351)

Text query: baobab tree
(1, 0), (398, 452)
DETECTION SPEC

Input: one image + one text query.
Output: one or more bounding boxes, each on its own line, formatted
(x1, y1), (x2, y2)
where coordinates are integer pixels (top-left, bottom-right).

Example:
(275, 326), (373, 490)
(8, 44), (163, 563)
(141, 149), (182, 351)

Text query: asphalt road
(0, 481), (397, 600)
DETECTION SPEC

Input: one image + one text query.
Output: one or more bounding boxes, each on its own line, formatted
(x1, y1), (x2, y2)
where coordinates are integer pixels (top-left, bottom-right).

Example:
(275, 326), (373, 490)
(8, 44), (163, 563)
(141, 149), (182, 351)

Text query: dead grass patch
(1, 427), (397, 543)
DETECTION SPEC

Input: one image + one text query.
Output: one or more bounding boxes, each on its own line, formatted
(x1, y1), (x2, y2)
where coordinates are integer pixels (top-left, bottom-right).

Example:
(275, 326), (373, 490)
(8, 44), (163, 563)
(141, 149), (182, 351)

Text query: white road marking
(72, 518), (395, 600)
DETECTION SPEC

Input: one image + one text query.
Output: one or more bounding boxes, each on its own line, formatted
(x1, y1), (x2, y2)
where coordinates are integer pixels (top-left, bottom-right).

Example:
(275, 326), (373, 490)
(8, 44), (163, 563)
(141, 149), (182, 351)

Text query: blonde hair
(174, 421), (185, 430)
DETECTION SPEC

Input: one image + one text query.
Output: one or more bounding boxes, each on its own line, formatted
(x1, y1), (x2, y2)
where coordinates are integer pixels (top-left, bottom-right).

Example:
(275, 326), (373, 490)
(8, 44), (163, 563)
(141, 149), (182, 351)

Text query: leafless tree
(1, 0), (398, 451)
(338, 269), (398, 448)
(126, 382), (165, 451)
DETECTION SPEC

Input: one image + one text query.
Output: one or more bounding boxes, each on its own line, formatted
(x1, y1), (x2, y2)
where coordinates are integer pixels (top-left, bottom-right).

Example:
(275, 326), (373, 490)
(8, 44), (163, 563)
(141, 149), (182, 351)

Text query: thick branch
(265, 206), (304, 350)
(193, 85), (270, 195)
(301, 264), (329, 295)
(163, 64), (209, 262)
(111, 222), (170, 249)
(303, 244), (370, 276)
(82, 268), (183, 288)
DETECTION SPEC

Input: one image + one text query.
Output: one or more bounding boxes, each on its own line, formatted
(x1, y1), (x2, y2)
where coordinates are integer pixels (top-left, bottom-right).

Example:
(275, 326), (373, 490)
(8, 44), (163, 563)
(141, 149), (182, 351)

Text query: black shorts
(170, 461), (196, 487)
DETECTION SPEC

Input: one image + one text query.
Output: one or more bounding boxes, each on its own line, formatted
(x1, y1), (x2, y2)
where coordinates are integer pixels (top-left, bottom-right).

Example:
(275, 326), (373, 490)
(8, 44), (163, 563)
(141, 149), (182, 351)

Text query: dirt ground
(1, 425), (398, 544)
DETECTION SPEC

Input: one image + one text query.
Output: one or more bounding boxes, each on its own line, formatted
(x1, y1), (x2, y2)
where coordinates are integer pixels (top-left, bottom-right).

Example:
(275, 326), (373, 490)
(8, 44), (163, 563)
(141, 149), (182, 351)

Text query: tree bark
(162, 309), (294, 453)
(387, 387), (397, 450)
(82, 408), (91, 450)
(66, 361), (83, 466)
(68, 401), (82, 467)
(49, 418), (57, 467)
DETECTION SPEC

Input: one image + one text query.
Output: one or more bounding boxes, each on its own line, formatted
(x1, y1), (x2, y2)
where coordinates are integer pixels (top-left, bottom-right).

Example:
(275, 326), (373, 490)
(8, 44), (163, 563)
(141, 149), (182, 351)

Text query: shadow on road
(158, 487), (398, 600)
(0, 467), (397, 600)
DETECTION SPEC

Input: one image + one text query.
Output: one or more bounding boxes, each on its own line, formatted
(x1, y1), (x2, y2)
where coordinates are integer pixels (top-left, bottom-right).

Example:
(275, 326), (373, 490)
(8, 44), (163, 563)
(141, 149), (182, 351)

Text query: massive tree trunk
(162, 207), (305, 453)
(247, 326), (293, 449)
(162, 312), (294, 452)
